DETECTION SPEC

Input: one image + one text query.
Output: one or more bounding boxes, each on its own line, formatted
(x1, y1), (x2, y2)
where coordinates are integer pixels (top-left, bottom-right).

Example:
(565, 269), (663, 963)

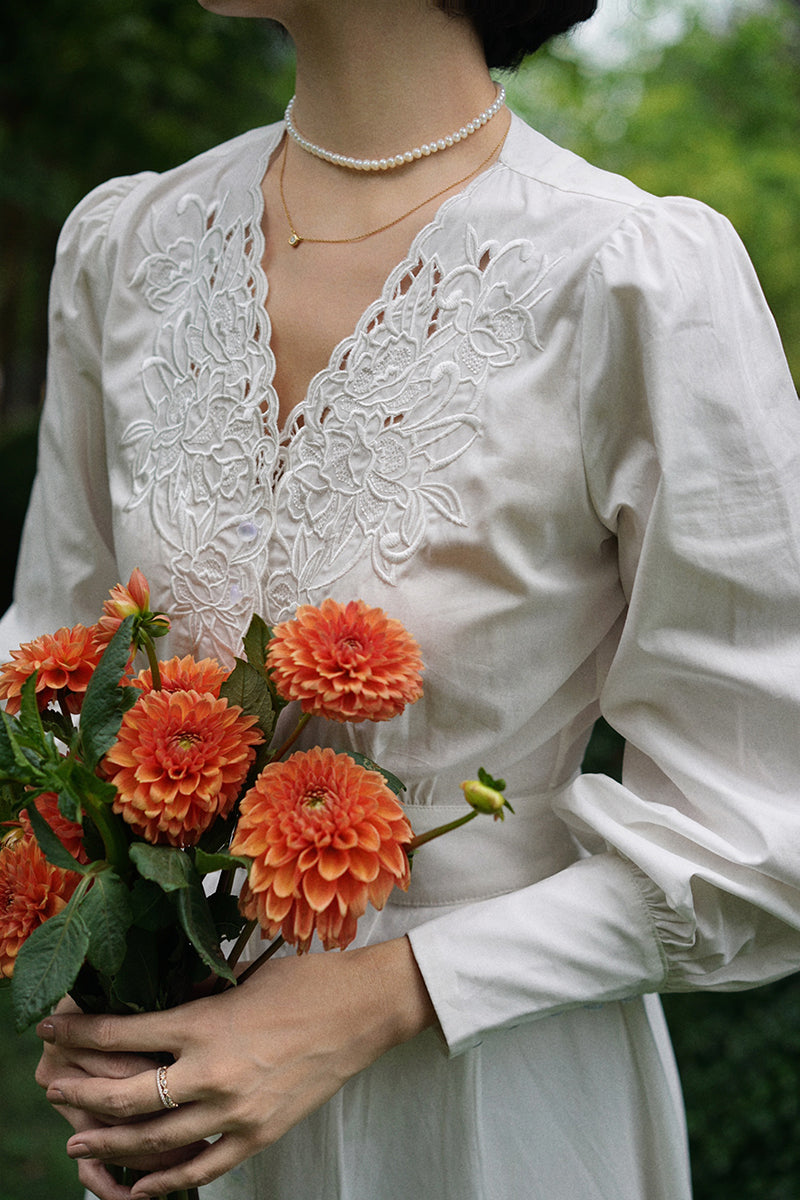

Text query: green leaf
(0, 780), (20, 823)
(220, 658), (276, 743)
(57, 761), (131, 877)
(17, 673), (46, 744)
(240, 614), (290, 717)
(0, 711), (42, 784)
(68, 759), (119, 807)
(12, 906), (90, 1031)
(81, 871), (134, 976)
(102, 925), (162, 1014)
(194, 848), (251, 876)
(196, 807), (239, 856)
(207, 891), (248, 943)
(78, 616), (139, 769)
(24, 796), (89, 875)
(40, 707), (76, 745)
(129, 877), (177, 932)
(0, 714), (21, 779)
(478, 767), (506, 792)
(348, 752), (407, 796)
(129, 842), (194, 892)
(174, 871), (236, 984)
(56, 783), (83, 826)
(241, 613), (272, 677)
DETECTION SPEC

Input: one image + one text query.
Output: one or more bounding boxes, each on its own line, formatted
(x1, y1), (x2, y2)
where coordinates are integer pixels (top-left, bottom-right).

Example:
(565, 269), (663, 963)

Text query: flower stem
(82, 793), (131, 877)
(408, 809), (478, 852)
(226, 919), (258, 972)
(113, 1166), (198, 1199)
(141, 630), (162, 691)
(235, 935), (285, 985)
(215, 866), (234, 897)
(269, 711), (311, 763)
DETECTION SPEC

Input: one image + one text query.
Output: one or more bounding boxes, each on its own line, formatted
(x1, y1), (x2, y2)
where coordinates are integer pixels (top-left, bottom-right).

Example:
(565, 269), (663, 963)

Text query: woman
(9, 1), (800, 1197)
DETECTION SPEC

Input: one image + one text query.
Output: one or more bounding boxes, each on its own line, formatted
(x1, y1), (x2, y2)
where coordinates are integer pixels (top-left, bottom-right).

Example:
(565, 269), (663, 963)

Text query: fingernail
(37, 1019), (55, 1042)
(68, 1141), (91, 1159)
(47, 1087), (66, 1103)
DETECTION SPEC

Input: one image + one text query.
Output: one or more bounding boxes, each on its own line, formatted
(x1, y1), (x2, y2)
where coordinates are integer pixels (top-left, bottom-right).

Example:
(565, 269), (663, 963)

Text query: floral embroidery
(121, 147), (558, 655)
(266, 231), (557, 613)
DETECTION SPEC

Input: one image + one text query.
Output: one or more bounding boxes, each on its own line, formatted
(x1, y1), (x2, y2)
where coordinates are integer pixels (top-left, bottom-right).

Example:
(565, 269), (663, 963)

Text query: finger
(46, 1093), (102, 1132)
(38, 1008), (183, 1055)
(128, 1133), (252, 1198)
(67, 1109), (213, 1164)
(50, 1064), (169, 1121)
(77, 1158), (134, 1200)
(40, 1048), (160, 1088)
(78, 1138), (210, 1174)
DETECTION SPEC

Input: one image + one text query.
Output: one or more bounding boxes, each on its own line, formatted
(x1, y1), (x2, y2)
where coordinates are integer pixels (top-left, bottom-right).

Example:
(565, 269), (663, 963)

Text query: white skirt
(199, 798), (691, 1200)
(199, 991), (690, 1200)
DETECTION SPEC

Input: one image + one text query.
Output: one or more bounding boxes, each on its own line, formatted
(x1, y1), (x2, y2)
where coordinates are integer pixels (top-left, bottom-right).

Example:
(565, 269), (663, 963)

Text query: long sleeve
(0, 174), (149, 659)
(409, 197), (800, 1055)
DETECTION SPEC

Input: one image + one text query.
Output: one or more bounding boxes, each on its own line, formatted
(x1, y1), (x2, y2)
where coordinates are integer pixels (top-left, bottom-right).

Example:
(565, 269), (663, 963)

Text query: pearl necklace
(284, 85), (506, 172)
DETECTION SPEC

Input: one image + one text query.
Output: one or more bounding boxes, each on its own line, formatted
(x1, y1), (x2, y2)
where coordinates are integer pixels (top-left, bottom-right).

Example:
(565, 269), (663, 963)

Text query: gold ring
(156, 1064), (179, 1110)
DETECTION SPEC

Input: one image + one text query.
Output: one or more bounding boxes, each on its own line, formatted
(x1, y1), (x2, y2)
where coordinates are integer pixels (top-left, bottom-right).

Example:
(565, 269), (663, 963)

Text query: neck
(280, 1), (496, 159)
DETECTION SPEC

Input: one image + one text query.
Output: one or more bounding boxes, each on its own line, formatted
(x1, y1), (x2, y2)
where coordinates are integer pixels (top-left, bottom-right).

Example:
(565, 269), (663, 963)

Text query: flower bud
(96, 569), (171, 649)
(460, 779), (507, 820)
(108, 567), (151, 618)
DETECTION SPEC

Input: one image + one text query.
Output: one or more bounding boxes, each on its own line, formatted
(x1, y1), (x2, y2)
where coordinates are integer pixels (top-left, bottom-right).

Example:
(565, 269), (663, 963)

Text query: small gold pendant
(288, 231), (302, 247)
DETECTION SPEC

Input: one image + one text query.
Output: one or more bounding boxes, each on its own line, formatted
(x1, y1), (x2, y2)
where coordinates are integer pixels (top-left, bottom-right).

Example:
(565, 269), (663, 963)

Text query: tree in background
(508, 0), (800, 386)
(0, 0), (292, 420)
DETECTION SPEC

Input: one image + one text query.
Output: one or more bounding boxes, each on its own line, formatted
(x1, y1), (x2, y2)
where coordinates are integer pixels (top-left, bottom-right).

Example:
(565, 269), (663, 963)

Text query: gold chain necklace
(278, 125), (507, 249)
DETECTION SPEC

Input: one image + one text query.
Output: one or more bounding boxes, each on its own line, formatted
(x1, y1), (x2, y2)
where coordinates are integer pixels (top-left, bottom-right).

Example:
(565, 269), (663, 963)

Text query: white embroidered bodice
(120, 126), (559, 666)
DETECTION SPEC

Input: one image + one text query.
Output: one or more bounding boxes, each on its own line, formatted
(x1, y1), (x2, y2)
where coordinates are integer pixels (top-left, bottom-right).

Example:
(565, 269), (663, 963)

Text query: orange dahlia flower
(20, 793), (88, 863)
(232, 747), (412, 952)
(266, 599), (423, 723)
(0, 624), (103, 715)
(104, 689), (262, 846)
(133, 654), (227, 698)
(0, 830), (81, 978)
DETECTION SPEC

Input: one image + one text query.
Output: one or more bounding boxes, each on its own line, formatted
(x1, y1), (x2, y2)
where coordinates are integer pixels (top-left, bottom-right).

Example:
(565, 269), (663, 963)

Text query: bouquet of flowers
(0, 572), (511, 1045)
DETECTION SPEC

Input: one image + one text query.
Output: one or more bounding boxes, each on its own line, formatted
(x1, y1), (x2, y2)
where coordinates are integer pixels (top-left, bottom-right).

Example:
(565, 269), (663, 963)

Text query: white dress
(5, 111), (800, 1199)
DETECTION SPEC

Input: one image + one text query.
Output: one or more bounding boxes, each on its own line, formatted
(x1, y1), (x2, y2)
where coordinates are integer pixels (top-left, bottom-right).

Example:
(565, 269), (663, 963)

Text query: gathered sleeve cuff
(409, 851), (667, 1056)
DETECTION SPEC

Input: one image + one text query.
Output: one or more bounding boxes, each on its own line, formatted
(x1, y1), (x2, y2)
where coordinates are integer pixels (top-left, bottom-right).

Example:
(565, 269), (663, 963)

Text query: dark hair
(436, 1), (599, 70)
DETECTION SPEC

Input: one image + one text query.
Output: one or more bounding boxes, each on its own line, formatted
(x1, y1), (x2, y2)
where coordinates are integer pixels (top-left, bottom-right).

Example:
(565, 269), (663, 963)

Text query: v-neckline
(244, 116), (514, 447)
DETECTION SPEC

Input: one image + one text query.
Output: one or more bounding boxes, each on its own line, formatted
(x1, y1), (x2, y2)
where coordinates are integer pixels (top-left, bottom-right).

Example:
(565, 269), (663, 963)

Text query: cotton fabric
(4, 111), (800, 1198)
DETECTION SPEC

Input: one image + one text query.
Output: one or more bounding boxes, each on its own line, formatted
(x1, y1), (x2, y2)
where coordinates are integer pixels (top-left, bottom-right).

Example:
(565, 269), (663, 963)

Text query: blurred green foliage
(0, 985), (83, 1200)
(663, 981), (800, 1200)
(2, 3), (800, 1198)
(0, 419), (38, 612)
(0, 0), (293, 419)
(508, 0), (800, 386)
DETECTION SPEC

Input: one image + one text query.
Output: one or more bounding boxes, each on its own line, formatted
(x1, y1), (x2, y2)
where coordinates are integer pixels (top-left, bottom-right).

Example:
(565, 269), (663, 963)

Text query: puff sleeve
(0, 175), (150, 658)
(409, 197), (800, 1055)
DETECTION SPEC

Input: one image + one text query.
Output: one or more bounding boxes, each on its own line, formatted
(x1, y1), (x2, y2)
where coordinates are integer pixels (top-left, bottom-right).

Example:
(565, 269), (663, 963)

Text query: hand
(38, 936), (435, 1198)
(36, 998), (207, 1200)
